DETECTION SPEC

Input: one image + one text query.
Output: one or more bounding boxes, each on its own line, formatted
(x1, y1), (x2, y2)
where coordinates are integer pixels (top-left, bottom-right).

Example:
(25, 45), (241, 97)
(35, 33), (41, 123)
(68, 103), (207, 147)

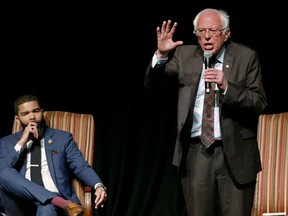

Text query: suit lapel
(43, 129), (58, 184)
(179, 49), (203, 136)
(222, 42), (233, 81)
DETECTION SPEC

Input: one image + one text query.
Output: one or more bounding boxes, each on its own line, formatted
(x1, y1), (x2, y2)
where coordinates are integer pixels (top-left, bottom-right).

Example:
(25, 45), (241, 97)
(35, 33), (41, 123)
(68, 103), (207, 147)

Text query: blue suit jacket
(0, 127), (102, 203)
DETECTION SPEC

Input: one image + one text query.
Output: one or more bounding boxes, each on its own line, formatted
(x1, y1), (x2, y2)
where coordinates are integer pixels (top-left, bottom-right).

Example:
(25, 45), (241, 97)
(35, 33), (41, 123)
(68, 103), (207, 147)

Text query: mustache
(21, 119), (46, 130)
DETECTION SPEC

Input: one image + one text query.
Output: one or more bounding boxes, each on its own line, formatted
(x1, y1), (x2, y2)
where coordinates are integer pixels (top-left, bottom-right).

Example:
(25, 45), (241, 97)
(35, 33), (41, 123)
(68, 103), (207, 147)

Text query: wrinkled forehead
(197, 12), (222, 28)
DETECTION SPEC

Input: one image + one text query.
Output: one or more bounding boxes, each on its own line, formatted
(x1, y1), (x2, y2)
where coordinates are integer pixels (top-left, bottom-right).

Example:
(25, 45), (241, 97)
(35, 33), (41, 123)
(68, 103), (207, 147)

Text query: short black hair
(14, 94), (41, 115)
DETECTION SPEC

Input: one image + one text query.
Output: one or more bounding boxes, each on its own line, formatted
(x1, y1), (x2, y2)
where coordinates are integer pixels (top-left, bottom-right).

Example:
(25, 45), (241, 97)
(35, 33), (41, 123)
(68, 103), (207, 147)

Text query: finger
(169, 22), (178, 34)
(156, 26), (161, 37)
(165, 20), (172, 33)
(28, 126), (35, 134)
(29, 126), (39, 139)
(95, 198), (104, 209)
(161, 20), (167, 33)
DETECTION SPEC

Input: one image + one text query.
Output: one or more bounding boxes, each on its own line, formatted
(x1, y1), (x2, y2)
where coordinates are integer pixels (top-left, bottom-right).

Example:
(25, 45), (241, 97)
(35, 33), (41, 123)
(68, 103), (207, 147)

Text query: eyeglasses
(194, 28), (225, 37)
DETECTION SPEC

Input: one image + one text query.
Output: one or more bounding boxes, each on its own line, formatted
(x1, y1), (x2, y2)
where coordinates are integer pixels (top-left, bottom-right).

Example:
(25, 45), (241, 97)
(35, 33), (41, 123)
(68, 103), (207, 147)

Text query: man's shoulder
(0, 131), (21, 141)
(45, 127), (71, 136)
(175, 44), (201, 56)
(177, 44), (199, 51)
(227, 40), (256, 53)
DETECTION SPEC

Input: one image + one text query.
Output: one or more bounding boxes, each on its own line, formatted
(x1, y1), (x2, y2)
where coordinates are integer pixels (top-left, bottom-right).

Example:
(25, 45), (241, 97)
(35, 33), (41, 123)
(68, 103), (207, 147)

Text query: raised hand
(156, 20), (183, 59)
(18, 122), (39, 146)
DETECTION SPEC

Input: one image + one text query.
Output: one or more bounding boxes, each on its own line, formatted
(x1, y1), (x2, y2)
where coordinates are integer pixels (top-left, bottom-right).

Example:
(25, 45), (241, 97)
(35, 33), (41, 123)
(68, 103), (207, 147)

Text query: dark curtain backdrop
(0, 2), (287, 216)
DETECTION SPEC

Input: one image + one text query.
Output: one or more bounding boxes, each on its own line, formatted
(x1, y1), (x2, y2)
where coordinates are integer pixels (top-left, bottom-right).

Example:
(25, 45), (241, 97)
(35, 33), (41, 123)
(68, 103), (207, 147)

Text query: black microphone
(204, 51), (213, 93)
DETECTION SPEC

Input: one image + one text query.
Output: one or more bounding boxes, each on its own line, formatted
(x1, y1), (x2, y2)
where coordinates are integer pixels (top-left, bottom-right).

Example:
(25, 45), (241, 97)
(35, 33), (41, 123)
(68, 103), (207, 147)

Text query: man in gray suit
(144, 8), (268, 216)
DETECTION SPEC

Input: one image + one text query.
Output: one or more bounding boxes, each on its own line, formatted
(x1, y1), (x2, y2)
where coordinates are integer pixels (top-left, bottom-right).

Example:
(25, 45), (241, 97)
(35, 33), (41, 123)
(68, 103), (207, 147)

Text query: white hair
(193, 8), (230, 35)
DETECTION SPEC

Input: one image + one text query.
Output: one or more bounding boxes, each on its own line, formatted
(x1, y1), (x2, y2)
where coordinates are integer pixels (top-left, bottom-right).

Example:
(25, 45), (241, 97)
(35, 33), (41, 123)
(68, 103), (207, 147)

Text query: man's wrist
(94, 183), (107, 192)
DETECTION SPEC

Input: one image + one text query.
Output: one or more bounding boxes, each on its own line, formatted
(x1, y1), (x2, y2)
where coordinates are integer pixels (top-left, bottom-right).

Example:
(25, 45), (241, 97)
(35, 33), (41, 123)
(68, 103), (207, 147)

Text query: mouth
(204, 47), (213, 50)
(204, 43), (213, 49)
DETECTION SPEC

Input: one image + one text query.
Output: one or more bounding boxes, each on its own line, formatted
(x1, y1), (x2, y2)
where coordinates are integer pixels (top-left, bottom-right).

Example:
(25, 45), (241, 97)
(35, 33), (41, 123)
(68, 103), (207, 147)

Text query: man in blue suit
(0, 94), (107, 216)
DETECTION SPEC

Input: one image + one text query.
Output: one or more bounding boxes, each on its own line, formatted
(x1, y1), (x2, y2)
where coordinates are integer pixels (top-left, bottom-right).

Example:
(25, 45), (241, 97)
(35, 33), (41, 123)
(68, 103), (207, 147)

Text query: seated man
(0, 94), (107, 216)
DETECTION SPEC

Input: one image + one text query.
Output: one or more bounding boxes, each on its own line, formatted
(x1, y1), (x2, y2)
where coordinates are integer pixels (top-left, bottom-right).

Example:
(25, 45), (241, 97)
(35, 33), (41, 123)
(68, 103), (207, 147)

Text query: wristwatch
(95, 184), (107, 192)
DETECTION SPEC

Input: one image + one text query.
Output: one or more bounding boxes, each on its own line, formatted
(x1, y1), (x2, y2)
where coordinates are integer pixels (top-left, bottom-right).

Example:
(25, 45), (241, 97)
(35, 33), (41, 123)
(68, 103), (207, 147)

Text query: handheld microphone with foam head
(203, 51), (213, 93)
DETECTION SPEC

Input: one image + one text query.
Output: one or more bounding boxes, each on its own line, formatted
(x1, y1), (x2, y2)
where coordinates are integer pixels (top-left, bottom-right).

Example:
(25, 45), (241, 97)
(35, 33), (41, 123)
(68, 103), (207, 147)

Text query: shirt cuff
(14, 140), (33, 153)
(94, 183), (107, 191)
(152, 51), (168, 68)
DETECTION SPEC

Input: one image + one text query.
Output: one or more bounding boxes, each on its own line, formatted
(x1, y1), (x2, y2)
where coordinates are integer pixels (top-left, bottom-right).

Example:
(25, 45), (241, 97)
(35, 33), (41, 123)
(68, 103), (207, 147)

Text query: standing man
(144, 8), (268, 216)
(0, 94), (107, 216)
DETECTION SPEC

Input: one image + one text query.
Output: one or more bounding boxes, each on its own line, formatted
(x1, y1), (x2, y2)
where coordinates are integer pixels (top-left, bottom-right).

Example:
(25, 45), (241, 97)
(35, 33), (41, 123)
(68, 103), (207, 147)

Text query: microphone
(204, 51), (213, 93)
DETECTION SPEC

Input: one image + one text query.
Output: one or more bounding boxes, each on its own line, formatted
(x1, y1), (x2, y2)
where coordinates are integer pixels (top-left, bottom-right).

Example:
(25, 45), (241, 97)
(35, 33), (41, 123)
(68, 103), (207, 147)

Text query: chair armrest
(73, 179), (93, 216)
(83, 186), (93, 216)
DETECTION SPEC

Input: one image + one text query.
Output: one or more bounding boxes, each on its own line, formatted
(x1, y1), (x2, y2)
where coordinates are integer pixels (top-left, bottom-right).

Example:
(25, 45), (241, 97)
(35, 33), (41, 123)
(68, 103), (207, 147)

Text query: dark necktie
(30, 139), (44, 186)
(201, 82), (216, 148)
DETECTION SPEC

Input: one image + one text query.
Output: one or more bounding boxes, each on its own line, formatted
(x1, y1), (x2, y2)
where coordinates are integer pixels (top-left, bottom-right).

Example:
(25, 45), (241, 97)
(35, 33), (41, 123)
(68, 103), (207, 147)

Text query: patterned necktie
(201, 82), (216, 148)
(30, 140), (44, 186)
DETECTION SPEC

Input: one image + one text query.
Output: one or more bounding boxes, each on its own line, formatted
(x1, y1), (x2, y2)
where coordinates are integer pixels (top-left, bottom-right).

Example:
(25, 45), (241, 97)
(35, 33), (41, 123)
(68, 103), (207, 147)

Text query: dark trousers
(181, 139), (255, 216)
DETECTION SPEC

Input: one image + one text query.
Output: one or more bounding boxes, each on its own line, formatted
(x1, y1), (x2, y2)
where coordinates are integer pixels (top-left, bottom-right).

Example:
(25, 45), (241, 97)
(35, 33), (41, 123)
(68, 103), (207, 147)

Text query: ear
(15, 115), (20, 123)
(224, 29), (231, 41)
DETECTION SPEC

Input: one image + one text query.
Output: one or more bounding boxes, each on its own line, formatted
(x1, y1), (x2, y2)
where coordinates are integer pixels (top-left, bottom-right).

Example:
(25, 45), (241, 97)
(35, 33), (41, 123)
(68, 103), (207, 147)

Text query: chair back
(252, 112), (288, 216)
(12, 111), (95, 216)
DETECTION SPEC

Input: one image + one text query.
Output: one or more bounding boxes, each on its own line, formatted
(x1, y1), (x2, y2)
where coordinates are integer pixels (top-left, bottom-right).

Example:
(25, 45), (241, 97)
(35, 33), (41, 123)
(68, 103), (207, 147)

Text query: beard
(21, 119), (46, 139)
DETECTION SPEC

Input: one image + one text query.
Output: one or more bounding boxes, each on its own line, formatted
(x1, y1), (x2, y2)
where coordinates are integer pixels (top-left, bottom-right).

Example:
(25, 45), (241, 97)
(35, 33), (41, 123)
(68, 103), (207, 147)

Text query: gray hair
(193, 8), (230, 35)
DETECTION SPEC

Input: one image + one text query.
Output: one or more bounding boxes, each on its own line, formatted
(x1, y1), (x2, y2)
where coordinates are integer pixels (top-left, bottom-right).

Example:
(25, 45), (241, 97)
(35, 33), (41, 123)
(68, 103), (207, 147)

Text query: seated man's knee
(0, 168), (17, 182)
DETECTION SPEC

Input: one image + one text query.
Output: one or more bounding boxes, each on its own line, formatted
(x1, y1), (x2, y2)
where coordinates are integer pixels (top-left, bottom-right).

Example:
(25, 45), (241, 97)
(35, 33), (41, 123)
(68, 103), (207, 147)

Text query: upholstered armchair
(252, 112), (288, 216)
(12, 111), (95, 216)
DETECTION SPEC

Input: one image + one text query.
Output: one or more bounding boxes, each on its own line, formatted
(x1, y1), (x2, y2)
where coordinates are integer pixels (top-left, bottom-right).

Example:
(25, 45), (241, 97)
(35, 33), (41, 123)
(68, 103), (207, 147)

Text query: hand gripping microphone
(204, 51), (213, 93)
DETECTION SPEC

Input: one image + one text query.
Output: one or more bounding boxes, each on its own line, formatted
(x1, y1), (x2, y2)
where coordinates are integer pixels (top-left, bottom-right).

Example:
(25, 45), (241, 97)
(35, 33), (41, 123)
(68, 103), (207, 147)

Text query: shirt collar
(215, 47), (225, 63)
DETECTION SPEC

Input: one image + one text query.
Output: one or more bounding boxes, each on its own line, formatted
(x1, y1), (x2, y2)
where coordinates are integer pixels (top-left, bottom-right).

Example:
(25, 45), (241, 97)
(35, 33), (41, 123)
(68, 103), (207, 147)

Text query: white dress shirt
(151, 48), (226, 140)
(15, 139), (59, 193)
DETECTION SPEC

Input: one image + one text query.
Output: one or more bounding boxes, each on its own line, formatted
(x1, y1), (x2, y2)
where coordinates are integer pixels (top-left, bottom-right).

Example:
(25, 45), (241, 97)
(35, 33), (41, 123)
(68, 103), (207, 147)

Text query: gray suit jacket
(144, 40), (268, 185)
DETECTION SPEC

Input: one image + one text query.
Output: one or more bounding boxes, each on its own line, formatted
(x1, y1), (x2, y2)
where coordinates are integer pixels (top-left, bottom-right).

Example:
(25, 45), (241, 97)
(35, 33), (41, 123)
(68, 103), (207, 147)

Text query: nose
(29, 113), (36, 120)
(204, 30), (212, 38)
